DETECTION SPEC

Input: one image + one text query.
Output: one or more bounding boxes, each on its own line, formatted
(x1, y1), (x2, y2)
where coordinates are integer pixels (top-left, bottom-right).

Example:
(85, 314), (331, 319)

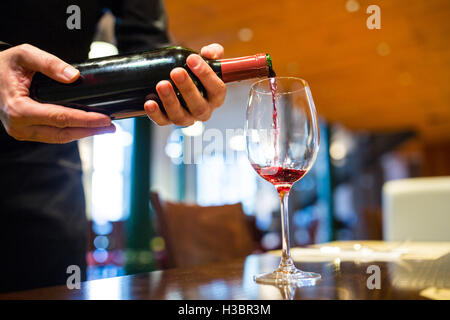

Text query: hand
(0, 44), (115, 144)
(144, 43), (227, 126)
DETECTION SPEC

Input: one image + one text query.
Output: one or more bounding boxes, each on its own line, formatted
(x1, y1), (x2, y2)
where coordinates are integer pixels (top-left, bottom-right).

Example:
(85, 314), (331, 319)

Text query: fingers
(200, 43), (224, 60)
(170, 67), (211, 121)
(186, 54), (226, 108)
(22, 124), (116, 144)
(144, 100), (170, 126)
(15, 97), (112, 128)
(150, 43), (226, 126)
(155, 80), (195, 126)
(16, 44), (79, 83)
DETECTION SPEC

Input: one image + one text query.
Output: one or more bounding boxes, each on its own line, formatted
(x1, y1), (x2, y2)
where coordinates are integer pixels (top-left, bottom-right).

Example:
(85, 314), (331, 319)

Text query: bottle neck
(215, 53), (272, 83)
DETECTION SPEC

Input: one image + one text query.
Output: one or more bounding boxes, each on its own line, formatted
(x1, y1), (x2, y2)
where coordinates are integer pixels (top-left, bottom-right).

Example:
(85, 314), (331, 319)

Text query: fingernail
(63, 66), (79, 80)
(188, 54), (202, 70)
(159, 82), (171, 96)
(93, 115), (111, 127)
(200, 47), (211, 57)
(145, 101), (157, 112)
(100, 118), (111, 126)
(172, 68), (186, 82)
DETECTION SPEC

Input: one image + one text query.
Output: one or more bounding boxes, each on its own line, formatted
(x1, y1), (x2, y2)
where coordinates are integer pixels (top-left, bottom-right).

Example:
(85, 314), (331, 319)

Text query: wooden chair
(150, 192), (257, 269)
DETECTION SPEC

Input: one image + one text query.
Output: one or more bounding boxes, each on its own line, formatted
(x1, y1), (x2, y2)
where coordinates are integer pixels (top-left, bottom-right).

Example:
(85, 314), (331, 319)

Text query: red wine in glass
(252, 164), (306, 194)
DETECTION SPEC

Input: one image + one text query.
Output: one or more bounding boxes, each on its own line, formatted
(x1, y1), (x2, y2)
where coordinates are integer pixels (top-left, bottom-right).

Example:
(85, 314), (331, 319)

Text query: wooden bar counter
(1, 241), (449, 300)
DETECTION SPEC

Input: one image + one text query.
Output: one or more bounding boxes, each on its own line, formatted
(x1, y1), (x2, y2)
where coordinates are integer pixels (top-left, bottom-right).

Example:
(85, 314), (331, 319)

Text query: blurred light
(119, 131), (133, 147)
(151, 236), (165, 252)
(85, 268), (123, 298)
(345, 0), (360, 12)
(93, 124), (126, 172)
(334, 258), (342, 272)
(329, 141), (347, 160)
(229, 134), (246, 151)
(196, 153), (258, 212)
(169, 128), (183, 140)
(377, 42), (391, 56)
(138, 251), (153, 264)
(91, 122), (134, 223)
(88, 41), (118, 59)
(93, 249), (108, 263)
(78, 138), (93, 171)
(334, 159), (346, 168)
(94, 123), (133, 151)
(111, 251), (125, 265)
(92, 171), (123, 222)
(261, 232), (281, 250)
(238, 28), (253, 42)
(165, 142), (183, 158)
(320, 246), (341, 254)
(94, 235), (109, 249)
(294, 229), (310, 245)
(92, 221), (113, 235)
(181, 121), (204, 136)
(166, 128), (184, 164)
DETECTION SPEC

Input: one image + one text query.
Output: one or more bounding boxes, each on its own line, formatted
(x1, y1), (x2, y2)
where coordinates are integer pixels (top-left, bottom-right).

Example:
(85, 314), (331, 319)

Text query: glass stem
(278, 190), (295, 272)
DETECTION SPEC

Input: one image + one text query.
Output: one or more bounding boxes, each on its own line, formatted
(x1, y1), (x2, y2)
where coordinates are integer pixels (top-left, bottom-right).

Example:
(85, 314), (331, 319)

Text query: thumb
(16, 44), (79, 83)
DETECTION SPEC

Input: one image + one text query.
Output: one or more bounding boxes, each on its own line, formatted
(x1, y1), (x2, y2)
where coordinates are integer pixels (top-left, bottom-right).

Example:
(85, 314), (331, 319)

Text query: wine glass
(245, 77), (321, 286)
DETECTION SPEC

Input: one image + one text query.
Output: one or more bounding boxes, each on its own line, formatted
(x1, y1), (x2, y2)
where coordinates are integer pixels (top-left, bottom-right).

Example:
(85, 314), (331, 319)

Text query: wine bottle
(29, 46), (274, 119)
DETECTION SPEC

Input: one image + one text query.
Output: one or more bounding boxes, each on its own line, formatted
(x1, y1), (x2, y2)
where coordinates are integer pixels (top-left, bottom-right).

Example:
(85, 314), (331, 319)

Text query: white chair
(382, 176), (450, 241)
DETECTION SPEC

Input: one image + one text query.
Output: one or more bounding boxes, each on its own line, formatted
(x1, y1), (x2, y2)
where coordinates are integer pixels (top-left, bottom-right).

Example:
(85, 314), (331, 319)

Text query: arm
(107, 0), (226, 126)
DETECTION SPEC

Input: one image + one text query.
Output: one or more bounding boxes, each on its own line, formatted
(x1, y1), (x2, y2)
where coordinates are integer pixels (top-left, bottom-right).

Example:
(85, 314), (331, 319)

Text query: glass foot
(254, 267), (321, 287)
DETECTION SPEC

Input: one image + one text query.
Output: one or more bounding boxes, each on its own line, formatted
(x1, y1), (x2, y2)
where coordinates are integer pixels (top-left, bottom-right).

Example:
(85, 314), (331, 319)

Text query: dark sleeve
(0, 41), (12, 51)
(107, 0), (171, 54)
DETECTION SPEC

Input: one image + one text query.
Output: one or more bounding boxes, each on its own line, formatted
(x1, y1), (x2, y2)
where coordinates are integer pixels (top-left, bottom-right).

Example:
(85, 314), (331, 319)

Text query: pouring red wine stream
(254, 70), (306, 195)
(269, 71), (279, 164)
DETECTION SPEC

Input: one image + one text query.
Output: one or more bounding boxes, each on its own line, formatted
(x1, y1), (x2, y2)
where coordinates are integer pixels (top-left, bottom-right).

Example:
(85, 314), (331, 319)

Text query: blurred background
(78, 0), (450, 280)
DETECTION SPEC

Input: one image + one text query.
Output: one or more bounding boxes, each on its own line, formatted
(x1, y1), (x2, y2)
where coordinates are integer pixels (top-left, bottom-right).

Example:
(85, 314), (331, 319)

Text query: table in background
(1, 241), (449, 300)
